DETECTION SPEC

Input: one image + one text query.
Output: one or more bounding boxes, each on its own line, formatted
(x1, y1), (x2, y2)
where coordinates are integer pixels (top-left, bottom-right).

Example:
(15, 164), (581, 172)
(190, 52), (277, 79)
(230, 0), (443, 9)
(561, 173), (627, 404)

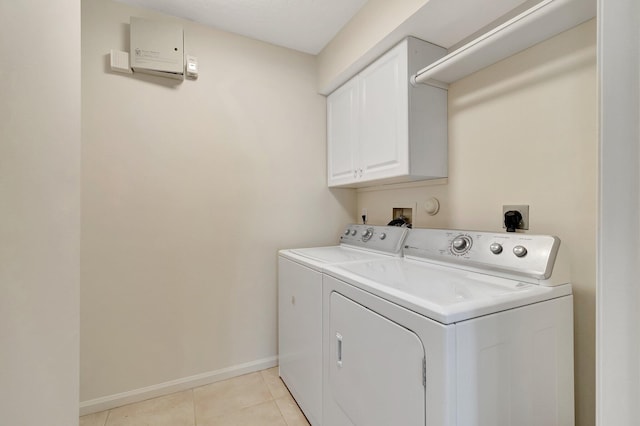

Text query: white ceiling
(116, 0), (368, 55)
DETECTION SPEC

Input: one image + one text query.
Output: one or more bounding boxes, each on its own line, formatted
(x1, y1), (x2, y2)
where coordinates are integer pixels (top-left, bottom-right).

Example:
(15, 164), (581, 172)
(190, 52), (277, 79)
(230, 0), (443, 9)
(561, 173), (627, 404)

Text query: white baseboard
(79, 355), (279, 416)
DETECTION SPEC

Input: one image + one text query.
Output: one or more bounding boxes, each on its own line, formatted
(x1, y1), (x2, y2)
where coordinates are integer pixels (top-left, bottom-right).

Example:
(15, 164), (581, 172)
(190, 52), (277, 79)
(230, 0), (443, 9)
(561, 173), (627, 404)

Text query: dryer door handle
(336, 332), (343, 368)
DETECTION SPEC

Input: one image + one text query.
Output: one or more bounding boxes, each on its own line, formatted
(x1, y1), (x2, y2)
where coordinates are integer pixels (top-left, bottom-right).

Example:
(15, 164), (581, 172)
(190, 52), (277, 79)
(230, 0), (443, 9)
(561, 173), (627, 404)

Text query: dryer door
(329, 291), (426, 426)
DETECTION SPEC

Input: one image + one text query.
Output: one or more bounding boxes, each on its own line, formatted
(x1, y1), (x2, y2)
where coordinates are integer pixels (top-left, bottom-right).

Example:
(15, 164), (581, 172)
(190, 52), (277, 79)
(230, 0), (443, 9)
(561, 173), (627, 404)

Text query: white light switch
(186, 55), (198, 79)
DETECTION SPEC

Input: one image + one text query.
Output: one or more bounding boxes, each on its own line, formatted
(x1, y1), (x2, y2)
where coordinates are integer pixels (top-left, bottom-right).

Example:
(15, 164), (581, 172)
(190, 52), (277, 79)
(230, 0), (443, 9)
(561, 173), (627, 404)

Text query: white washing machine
(322, 228), (574, 426)
(278, 224), (409, 426)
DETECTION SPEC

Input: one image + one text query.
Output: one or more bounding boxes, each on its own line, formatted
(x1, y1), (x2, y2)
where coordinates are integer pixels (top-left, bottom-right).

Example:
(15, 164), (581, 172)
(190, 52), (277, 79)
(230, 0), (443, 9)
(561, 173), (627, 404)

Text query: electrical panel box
(130, 17), (184, 80)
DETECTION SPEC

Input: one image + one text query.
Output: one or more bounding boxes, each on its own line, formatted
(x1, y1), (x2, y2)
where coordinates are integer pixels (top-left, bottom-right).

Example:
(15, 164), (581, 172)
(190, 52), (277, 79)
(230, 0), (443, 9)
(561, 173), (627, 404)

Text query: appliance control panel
(403, 229), (562, 282)
(340, 224), (408, 256)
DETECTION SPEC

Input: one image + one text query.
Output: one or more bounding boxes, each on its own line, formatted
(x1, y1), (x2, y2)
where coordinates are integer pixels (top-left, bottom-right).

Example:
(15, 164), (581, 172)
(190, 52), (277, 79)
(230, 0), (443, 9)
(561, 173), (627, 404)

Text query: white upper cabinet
(327, 37), (447, 188)
(327, 78), (359, 186)
(359, 45), (408, 181)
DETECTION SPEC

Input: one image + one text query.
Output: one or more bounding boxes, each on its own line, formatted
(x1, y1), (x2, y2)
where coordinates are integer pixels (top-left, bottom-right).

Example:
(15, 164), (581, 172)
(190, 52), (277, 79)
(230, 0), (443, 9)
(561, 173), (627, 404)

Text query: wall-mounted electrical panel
(130, 17), (184, 80)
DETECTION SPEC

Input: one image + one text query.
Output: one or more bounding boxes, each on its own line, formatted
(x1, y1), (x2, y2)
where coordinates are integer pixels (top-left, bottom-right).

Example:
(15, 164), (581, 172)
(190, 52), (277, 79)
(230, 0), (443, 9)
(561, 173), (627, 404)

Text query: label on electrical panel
(133, 48), (179, 66)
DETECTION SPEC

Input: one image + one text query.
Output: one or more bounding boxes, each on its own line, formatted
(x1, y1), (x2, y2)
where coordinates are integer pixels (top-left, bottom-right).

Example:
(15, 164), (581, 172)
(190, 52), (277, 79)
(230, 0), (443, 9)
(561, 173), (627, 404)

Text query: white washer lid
(324, 258), (572, 324)
(279, 246), (395, 271)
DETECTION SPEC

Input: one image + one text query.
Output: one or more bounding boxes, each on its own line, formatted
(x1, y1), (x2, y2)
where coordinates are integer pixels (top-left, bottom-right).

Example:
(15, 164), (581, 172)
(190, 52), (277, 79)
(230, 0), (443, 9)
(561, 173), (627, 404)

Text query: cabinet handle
(336, 332), (343, 368)
(353, 170), (357, 178)
(359, 168), (363, 177)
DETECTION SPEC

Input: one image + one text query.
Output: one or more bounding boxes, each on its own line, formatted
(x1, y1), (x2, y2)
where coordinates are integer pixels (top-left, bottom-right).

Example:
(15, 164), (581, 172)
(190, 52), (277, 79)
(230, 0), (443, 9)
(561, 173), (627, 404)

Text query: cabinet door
(358, 42), (409, 181)
(327, 79), (359, 187)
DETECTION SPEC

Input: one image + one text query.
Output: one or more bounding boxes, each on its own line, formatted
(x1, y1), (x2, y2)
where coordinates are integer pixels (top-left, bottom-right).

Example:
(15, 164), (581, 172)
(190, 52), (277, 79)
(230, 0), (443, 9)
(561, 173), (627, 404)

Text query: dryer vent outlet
(502, 205), (529, 231)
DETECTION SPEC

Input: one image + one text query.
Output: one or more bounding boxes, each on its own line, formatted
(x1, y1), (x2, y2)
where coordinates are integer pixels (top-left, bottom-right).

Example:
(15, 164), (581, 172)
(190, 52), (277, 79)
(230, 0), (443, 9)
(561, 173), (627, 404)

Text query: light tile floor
(80, 367), (310, 426)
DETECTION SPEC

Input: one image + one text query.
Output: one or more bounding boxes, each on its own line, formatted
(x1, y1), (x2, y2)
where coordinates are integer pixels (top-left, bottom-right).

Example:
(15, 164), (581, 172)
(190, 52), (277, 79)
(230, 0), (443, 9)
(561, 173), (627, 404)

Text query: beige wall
(82, 1), (596, 423)
(0, 0), (81, 424)
(81, 0), (354, 402)
(358, 20), (597, 426)
(317, 0), (427, 93)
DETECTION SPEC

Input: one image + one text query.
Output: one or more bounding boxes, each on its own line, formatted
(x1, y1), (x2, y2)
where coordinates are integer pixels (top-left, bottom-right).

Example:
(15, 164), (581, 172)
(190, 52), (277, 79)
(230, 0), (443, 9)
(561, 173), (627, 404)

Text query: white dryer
(278, 224), (409, 426)
(322, 228), (574, 426)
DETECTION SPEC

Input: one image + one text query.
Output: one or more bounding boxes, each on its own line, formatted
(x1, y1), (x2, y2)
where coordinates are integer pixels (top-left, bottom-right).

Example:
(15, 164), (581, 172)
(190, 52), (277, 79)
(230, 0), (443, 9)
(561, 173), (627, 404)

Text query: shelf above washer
(411, 0), (596, 89)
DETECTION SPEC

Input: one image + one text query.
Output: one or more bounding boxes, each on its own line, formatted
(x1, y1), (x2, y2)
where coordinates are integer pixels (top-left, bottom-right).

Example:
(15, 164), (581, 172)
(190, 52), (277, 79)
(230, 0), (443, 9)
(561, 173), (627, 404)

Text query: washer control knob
(362, 228), (373, 241)
(451, 235), (473, 254)
(379, 233), (386, 240)
(351, 229), (357, 236)
(489, 243), (503, 254)
(452, 237), (469, 251)
(344, 229), (350, 236)
(513, 245), (528, 257)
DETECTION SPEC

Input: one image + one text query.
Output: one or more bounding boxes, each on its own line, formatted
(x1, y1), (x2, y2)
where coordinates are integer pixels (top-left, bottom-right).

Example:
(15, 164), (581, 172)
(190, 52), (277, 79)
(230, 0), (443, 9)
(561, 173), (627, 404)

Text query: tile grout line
(260, 369), (290, 425)
(260, 370), (275, 401)
(191, 388), (197, 426)
(196, 371), (284, 424)
(274, 397), (292, 426)
(84, 368), (307, 426)
(271, 371), (305, 426)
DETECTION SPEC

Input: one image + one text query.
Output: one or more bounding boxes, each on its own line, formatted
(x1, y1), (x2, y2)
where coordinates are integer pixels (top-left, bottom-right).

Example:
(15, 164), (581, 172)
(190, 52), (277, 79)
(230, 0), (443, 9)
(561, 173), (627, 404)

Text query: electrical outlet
(502, 205), (529, 230)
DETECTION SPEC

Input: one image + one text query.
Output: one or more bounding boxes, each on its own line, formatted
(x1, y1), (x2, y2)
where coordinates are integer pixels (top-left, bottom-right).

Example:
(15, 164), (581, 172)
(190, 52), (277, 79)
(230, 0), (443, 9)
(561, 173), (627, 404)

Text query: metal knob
(379, 233), (386, 240)
(453, 237), (469, 251)
(362, 228), (373, 241)
(344, 229), (350, 236)
(513, 245), (528, 257)
(351, 229), (357, 236)
(489, 243), (503, 254)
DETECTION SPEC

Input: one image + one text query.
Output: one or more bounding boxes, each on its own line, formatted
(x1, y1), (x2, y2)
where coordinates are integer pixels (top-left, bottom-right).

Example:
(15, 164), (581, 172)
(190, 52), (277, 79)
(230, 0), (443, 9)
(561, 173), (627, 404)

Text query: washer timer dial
(451, 235), (473, 255)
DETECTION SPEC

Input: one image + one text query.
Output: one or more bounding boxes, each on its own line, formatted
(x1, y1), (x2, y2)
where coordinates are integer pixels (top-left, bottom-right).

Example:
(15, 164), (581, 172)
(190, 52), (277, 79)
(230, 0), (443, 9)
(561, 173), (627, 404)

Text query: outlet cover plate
(502, 205), (529, 230)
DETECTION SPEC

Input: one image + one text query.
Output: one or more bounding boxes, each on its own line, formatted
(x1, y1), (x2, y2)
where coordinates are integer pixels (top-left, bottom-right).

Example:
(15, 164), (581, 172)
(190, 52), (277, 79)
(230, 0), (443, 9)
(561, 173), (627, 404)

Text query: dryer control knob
(344, 229), (350, 236)
(351, 229), (357, 236)
(379, 233), (386, 240)
(490, 243), (503, 254)
(513, 245), (528, 257)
